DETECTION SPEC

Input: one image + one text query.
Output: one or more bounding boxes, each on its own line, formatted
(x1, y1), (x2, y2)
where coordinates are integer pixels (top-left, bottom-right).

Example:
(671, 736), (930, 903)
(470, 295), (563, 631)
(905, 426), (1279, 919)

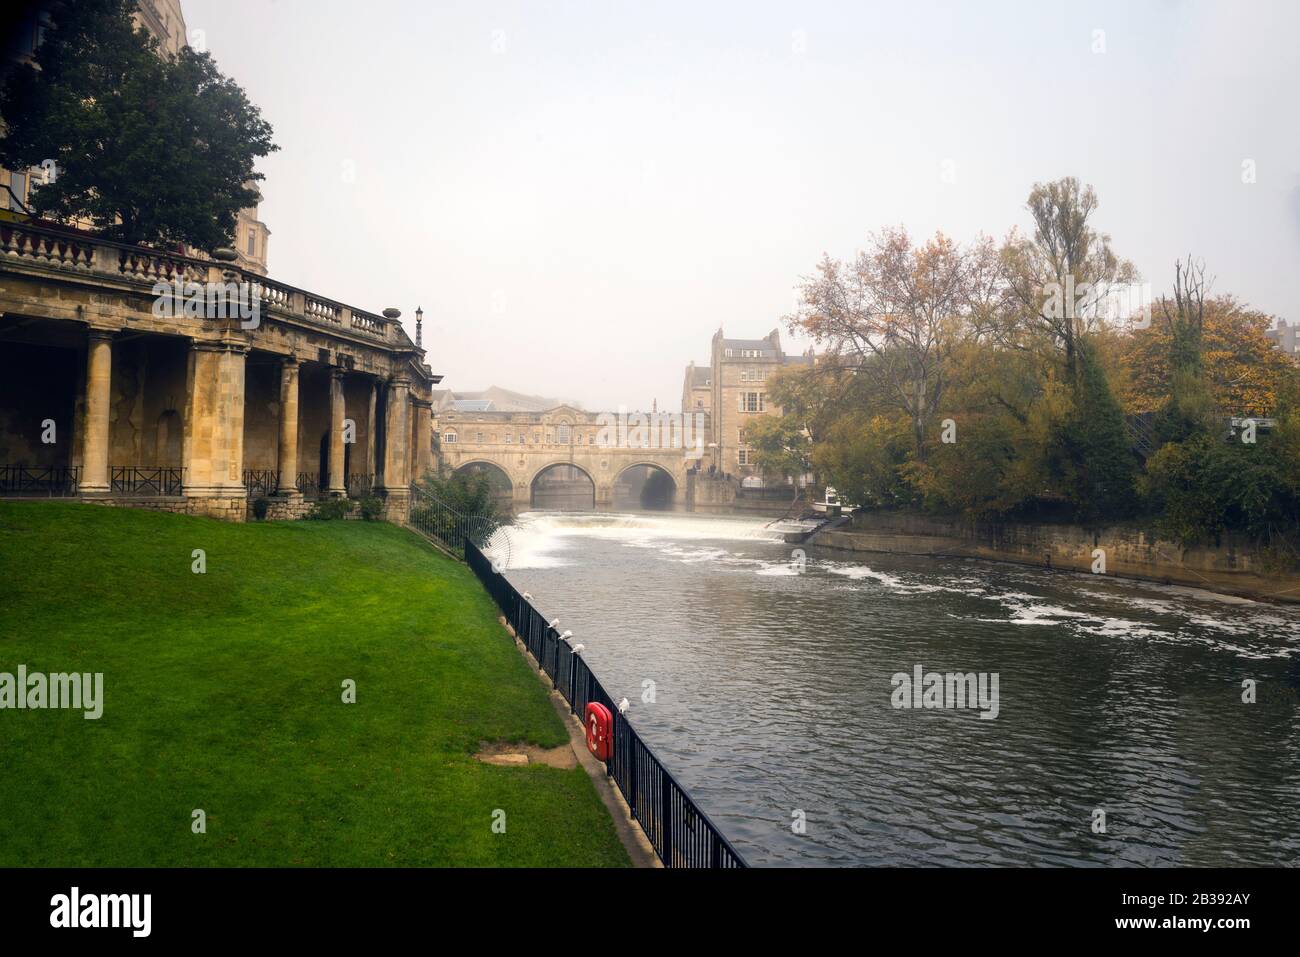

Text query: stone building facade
(0, 220), (439, 521)
(686, 328), (812, 481)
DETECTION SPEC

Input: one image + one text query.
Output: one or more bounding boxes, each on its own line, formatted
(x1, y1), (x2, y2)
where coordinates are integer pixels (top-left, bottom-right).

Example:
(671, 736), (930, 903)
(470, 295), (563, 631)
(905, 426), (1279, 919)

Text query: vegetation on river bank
(747, 178), (1300, 555)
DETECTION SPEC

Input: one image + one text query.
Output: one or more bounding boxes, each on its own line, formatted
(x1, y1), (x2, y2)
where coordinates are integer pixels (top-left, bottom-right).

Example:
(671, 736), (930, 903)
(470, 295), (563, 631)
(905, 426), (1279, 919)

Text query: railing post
(661, 770), (672, 866)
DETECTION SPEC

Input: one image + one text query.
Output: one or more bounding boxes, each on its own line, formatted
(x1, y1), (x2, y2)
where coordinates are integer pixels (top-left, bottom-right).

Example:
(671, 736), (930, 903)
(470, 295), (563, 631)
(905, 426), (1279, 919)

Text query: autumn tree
(788, 228), (999, 459)
(1001, 178), (1137, 382)
(1121, 294), (1296, 419)
(741, 412), (812, 503)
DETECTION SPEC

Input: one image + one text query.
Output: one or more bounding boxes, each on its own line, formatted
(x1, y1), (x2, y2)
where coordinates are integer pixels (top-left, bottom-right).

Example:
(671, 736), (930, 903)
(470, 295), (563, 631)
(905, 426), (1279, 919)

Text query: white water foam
(497, 511), (787, 569)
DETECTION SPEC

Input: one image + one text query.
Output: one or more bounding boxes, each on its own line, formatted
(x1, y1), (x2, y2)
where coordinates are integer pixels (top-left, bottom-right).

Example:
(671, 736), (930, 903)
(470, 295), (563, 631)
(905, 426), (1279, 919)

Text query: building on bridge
(430, 385), (571, 414)
(1266, 319), (1298, 357)
(433, 404), (699, 512)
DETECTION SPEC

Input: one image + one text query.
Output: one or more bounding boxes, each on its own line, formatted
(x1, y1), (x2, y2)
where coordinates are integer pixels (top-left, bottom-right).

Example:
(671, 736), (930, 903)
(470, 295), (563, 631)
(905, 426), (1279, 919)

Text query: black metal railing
(110, 466), (184, 496)
(296, 472), (320, 495)
(465, 538), (747, 869)
(347, 473), (374, 498)
(243, 469), (280, 497)
(407, 483), (496, 558)
(1124, 412), (1159, 459)
(0, 465), (80, 496)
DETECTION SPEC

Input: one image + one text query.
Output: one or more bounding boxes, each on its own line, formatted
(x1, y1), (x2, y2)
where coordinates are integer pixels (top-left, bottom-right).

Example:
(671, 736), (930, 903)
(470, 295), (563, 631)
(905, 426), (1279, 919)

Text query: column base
(182, 486), (248, 522)
(378, 487), (410, 524)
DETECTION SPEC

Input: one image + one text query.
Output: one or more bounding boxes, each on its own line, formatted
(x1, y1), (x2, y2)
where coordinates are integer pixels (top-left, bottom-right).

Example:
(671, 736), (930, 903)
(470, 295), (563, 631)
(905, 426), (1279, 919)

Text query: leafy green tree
(418, 470), (501, 523)
(1053, 340), (1137, 522)
(813, 414), (915, 509)
(1140, 432), (1299, 548)
(0, 0), (277, 249)
(742, 412), (811, 500)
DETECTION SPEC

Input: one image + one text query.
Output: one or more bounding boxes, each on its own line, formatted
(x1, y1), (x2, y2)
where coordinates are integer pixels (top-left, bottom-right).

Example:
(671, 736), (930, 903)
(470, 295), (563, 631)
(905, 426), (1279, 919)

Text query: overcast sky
(185, 0), (1300, 411)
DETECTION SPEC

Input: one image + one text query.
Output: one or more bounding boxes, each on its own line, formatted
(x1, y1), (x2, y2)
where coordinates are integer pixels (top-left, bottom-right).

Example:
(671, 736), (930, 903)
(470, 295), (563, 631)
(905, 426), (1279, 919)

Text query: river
(488, 511), (1300, 867)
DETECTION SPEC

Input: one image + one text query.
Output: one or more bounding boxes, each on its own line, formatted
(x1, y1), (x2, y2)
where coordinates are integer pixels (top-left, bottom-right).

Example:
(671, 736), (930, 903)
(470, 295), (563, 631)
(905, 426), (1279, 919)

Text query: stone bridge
(0, 219), (440, 521)
(433, 406), (705, 511)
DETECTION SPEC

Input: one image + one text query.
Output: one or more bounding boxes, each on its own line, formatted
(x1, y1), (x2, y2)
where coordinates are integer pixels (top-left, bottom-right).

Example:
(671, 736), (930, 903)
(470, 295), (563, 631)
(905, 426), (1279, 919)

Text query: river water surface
(488, 511), (1300, 867)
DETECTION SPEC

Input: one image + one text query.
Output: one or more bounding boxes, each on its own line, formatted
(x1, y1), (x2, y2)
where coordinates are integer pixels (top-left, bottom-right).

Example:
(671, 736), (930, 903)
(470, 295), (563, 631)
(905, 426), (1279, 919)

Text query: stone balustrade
(0, 219), (392, 342)
(0, 218), (442, 523)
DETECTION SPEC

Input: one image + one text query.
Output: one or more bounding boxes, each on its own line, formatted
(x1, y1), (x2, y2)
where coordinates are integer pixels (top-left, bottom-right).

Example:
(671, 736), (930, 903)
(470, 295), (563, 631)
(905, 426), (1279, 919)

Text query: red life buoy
(584, 702), (614, 761)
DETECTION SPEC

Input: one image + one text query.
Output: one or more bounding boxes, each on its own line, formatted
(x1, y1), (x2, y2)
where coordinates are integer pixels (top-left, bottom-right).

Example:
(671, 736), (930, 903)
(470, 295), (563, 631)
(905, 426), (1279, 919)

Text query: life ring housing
(584, 701), (614, 761)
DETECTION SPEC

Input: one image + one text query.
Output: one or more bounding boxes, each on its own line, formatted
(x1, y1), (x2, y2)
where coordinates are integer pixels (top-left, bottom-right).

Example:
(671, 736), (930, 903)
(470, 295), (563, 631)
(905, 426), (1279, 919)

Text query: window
(738, 428), (745, 444)
(443, 431), (457, 444)
(696, 399), (703, 408)
(4, 170), (28, 210)
(724, 348), (733, 357)
(738, 449), (752, 465)
(533, 432), (541, 444)
(505, 433), (513, 443)
(247, 228), (257, 256)
(475, 432), (483, 443)
(740, 392), (765, 413)
(557, 424), (571, 444)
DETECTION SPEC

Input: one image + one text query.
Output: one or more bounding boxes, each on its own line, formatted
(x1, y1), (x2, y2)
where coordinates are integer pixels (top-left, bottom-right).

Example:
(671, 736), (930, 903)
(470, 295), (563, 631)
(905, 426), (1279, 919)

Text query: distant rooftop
(432, 385), (578, 413)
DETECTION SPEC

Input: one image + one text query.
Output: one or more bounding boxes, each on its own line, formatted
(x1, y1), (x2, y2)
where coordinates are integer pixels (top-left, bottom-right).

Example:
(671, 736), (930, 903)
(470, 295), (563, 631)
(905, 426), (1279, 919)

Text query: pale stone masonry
(432, 405), (697, 511)
(0, 219), (441, 521)
(697, 327), (812, 481)
(1266, 319), (1298, 356)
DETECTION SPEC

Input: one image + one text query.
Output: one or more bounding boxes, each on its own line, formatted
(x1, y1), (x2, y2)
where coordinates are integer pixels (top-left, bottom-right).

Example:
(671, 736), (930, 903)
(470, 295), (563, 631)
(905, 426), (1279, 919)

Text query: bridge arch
(454, 460), (515, 510)
(530, 462), (596, 510)
(613, 462), (678, 511)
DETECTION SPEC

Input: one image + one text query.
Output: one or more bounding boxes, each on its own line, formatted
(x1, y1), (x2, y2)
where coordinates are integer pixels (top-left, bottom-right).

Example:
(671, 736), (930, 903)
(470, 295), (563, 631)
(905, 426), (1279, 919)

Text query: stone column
(382, 375), (410, 490)
(412, 399), (433, 480)
(366, 380), (378, 478)
(181, 335), (248, 519)
(275, 356), (300, 495)
(328, 367), (347, 496)
(80, 329), (113, 494)
(379, 375), (411, 523)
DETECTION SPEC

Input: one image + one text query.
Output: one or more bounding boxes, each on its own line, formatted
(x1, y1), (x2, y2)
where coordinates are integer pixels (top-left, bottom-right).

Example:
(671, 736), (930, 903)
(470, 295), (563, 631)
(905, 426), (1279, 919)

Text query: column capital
(388, 374), (411, 388)
(409, 397), (432, 409)
(189, 337), (248, 356)
(279, 354), (299, 368)
(330, 365), (348, 380)
(87, 328), (115, 343)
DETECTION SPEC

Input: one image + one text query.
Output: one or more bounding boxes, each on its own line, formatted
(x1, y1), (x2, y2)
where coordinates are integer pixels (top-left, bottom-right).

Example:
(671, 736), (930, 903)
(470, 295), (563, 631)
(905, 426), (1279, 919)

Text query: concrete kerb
(497, 615), (661, 869)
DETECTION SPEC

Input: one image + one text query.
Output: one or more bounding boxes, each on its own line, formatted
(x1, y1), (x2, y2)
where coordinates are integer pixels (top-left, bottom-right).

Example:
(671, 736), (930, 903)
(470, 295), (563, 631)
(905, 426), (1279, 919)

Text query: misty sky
(185, 0), (1300, 411)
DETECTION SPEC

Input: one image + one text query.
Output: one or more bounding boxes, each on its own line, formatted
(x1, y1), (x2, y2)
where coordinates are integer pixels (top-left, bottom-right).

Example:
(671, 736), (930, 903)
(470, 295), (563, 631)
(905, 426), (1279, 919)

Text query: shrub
(358, 497), (384, 521)
(306, 498), (355, 521)
(251, 497), (270, 521)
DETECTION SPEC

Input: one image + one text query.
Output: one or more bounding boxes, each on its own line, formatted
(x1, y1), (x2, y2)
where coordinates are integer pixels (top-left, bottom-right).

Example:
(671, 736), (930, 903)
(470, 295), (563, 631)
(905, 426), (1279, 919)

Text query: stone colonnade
(76, 327), (434, 521)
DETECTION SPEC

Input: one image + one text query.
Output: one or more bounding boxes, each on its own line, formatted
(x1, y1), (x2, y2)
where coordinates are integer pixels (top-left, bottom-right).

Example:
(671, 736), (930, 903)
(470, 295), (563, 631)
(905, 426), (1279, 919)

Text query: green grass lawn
(0, 501), (628, 867)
